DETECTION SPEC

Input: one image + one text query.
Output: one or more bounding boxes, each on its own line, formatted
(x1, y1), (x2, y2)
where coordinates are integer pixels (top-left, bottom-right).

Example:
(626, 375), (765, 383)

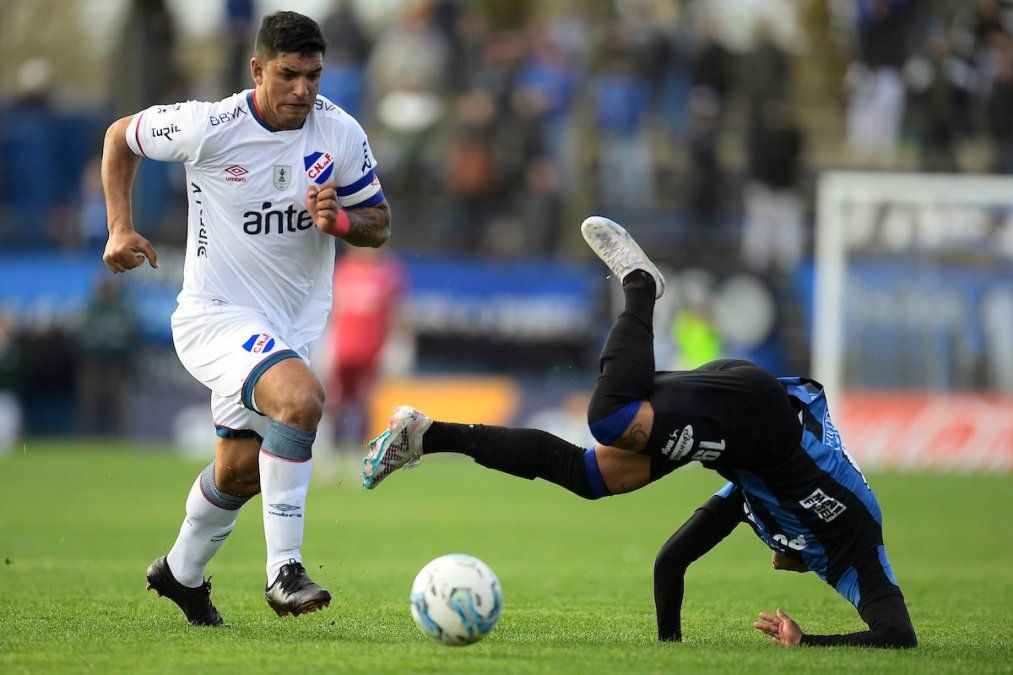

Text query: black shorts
(647, 359), (802, 477)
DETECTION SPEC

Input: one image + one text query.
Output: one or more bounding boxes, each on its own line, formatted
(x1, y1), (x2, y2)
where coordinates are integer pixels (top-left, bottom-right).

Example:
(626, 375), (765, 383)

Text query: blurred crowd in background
(1, 0), (1012, 444)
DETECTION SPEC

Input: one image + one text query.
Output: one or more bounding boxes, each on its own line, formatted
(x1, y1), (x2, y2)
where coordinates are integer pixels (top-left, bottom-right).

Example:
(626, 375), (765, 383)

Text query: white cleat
(362, 406), (433, 490)
(581, 216), (665, 298)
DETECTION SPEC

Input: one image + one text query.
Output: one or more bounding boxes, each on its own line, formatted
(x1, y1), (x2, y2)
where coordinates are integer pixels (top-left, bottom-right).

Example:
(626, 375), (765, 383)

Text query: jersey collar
(247, 90), (305, 132)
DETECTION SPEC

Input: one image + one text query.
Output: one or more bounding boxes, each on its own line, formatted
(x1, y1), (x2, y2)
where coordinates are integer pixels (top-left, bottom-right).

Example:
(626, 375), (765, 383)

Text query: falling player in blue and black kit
(362, 217), (917, 649)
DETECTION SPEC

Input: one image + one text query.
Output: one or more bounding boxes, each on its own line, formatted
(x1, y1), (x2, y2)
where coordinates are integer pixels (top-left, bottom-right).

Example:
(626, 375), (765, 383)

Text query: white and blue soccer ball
(409, 554), (503, 645)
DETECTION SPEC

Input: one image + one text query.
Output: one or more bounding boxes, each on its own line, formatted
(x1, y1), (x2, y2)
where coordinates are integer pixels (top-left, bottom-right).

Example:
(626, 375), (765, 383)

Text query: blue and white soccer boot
(581, 215), (665, 299)
(362, 406), (432, 490)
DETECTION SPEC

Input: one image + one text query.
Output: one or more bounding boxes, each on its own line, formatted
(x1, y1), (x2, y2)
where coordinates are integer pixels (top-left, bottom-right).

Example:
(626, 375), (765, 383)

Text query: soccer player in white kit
(100, 12), (390, 625)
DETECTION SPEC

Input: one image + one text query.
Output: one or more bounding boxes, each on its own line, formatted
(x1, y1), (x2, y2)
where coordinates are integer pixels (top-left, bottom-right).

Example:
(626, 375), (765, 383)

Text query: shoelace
(278, 562), (313, 593)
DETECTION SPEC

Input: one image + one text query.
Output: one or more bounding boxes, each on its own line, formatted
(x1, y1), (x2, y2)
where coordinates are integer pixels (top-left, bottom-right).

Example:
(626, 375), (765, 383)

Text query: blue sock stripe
(262, 419), (315, 461)
(199, 462), (254, 510)
(582, 448), (612, 499)
(241, 350), (300, 413)
(214, 425), (264, 443)
(588, 401), (641, 445)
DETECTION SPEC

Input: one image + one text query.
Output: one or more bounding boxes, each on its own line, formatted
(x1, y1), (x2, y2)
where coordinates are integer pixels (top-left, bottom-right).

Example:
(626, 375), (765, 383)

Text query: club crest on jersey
(242, 333), (275, 354)
(273, 165), (291, 190)
(304, 151), (334, 184)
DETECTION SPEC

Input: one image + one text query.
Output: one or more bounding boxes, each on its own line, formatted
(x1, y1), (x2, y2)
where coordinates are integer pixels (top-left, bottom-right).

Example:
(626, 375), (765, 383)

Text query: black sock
(586, 272), (657, 438)
(422, 422), (609, 500)
(621, 270), (656, 324)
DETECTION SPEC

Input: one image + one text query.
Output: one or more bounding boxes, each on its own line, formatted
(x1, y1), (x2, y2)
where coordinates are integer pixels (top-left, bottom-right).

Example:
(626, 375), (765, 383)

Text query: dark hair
(254, 11), (327, 60)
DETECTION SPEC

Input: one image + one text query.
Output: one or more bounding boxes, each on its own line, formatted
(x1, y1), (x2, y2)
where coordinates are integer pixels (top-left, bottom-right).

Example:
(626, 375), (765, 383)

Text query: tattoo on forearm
(616, 422), (649, 452)
(344, 202), (390, 247)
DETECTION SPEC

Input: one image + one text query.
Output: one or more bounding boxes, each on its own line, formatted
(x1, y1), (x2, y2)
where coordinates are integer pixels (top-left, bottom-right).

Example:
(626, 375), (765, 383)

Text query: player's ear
(251, 57), (264, 86)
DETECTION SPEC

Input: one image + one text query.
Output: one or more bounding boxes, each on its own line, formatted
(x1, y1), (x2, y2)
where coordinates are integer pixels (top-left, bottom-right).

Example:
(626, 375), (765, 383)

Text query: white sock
(166, 469), (243, 587)
(260, 420), (316, 586)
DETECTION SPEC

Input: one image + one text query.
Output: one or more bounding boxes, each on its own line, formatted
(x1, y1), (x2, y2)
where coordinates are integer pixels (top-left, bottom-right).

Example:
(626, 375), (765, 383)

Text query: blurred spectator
(672, 306), (723, 371)
(442, 88), (503, 251)
(742, 100), (805, 274)
(75, 277), (139, 437)
(222, 0), (255, 95)
(114, 0), (177, 114)
(320, 1), (373, 119)
(368, 1), (449, 197)
(10, 57), (53, 112)
(592, 50), (653, 207)
(685, 87), (725, 227)
(2, 58), (61, 248)
(845, 0), (912, 163)
(0, 312), (24, 453)
(904, 27), (974, 172)
(744, 22), (793, 122)
(690, 16), (734, 111)
(327, 248), (408, 448)
(322, 1), (373, 65)
(515, 21), (581, 193)
(987, 35), (1013, 172)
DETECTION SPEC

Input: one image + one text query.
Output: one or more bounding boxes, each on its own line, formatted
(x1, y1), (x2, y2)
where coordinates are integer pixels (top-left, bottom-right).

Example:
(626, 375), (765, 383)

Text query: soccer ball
(409, 554), (503, 645)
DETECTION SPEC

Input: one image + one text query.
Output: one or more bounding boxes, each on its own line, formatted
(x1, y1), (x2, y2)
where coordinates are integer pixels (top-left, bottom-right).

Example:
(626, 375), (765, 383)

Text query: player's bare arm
(100, 114), (158, 272)
(306, 181), (390, 247)
(344, 201), (391, 247)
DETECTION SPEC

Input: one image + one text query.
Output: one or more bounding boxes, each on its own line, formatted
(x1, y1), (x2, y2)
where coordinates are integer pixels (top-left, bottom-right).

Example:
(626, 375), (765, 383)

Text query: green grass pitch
(1, 441), (1010, 673)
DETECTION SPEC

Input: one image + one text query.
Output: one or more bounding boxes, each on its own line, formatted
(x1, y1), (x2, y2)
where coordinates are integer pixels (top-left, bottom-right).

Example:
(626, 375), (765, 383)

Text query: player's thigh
(214, 436), (262, 496)
(172, 302), (298, 413)
(594, 444), (651, 494)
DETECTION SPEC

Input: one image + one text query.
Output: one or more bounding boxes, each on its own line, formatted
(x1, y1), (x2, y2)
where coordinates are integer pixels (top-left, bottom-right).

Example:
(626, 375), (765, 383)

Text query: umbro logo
(268, 503), (302, 518)
(225, 165), (248, 183)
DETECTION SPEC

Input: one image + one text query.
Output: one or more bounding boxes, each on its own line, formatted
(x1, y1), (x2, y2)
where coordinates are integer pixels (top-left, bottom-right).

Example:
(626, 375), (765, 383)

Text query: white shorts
(172, 301), (309, 441)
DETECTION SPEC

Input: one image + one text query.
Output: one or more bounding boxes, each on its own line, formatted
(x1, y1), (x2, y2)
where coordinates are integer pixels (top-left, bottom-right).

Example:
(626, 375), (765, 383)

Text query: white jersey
(126, 90), (383, 346)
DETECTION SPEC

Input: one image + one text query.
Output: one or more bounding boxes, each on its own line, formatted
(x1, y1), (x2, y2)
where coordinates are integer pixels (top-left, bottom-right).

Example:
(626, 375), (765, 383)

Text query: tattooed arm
(344, 200), (391, 248)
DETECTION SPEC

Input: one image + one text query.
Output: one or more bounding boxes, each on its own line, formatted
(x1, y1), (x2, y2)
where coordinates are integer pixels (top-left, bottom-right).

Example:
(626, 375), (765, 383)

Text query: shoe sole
(145, 581), (163, 598)
(145, 579), (224, 627)
(581, 216), (665, 298)
(269, 597), (331, 617)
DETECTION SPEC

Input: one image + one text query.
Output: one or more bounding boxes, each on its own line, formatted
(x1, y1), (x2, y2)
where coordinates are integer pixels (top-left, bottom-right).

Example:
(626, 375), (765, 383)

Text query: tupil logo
(152, 123), (181, 141)
(304, 151), (334, 184)
(242, 333), (275, 354)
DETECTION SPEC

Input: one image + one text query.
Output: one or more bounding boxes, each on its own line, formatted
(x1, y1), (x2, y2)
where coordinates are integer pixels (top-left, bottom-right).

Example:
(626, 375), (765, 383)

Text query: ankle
(622, 270), (656, 294)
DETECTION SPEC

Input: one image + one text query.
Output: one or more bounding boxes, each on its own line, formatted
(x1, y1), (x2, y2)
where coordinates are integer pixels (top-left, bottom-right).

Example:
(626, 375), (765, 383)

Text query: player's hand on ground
(771, 551), (808, 573)
(103, 229), (158, 272)
(306, 180), (340, 232)
(754, 608), (802, 646)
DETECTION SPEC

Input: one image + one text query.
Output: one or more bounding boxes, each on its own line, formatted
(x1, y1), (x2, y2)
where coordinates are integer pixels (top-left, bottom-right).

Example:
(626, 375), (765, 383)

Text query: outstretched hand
(306, 180), (342, 233)
(103, 229), (158, 273)
(754, 608), (803, 646)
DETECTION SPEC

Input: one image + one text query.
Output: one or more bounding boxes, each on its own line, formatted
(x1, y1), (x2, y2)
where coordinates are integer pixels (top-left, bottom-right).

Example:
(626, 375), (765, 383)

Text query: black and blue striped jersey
(647, 363), (901, 610)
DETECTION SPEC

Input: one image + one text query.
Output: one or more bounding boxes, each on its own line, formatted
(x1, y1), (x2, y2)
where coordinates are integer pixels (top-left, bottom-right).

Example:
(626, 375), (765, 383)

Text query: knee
(273, 384), (325, 429)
